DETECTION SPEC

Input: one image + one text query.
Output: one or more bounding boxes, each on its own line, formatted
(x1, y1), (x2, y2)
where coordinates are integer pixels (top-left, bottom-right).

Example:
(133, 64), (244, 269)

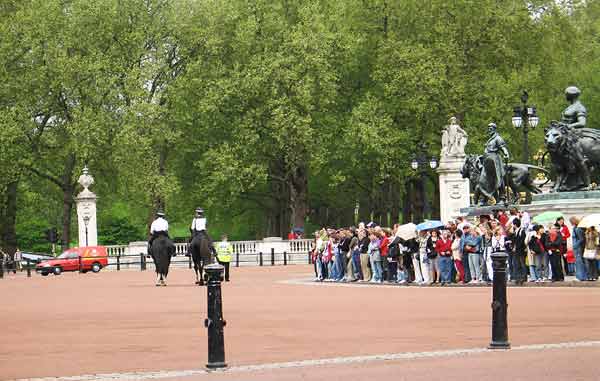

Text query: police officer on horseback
(190, 208), (215, 255)
(149, 210), (169, 252)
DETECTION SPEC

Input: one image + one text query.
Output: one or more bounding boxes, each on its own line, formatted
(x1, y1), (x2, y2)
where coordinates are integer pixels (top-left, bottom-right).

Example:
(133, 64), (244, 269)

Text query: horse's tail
(507, 163), (549, 173)
(507, 163), (551, 186)
(200, 238), (211, 258)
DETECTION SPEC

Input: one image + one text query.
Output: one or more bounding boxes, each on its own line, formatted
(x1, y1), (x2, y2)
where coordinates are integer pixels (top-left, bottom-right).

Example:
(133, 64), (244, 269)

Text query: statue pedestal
(520, 191), (600, 221)
(75, 166), (98, 248)
(437, 156), (470, 223)
(76, 189), (98, 247)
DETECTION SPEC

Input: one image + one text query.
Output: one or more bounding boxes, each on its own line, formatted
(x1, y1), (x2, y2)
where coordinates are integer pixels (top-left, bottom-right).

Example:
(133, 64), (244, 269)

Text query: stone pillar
(75, 166), (98, 247)
(437, 117), (470, 223)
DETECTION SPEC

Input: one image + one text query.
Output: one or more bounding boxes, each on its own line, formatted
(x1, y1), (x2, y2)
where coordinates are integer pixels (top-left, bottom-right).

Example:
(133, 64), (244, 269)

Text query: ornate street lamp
(511, 91), (539, 164)
(411, 144), (439, 220)
(83, 215), (90, 247)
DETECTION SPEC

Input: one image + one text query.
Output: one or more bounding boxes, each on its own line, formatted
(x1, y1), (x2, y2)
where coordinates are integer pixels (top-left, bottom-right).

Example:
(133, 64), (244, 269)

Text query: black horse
(149, 234), (176, 286)
(189, 232), (214, 285)
(461, 154), (549, 205)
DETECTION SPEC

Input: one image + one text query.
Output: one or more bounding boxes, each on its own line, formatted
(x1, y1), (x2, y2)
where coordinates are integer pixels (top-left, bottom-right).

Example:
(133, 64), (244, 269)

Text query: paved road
(2, 265), (599, 380)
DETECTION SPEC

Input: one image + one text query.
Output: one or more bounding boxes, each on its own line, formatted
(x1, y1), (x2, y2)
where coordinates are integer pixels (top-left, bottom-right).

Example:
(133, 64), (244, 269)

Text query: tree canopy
(1, 0), (599, 252)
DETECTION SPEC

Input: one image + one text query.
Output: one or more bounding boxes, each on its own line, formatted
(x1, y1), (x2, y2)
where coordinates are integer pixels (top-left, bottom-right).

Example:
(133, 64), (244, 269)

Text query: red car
(36, 246), (109, 276)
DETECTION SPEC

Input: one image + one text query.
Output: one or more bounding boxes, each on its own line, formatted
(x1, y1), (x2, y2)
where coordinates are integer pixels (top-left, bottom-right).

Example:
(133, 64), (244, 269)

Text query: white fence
(105, 238), (313, 269)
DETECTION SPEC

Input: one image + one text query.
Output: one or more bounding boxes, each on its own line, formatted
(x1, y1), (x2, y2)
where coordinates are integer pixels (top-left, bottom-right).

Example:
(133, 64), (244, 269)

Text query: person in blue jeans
(461, 225), (482, 282)
(570, 216), (588, 281)
(368, 232), (383, 283)
(436, 230), (454, 285)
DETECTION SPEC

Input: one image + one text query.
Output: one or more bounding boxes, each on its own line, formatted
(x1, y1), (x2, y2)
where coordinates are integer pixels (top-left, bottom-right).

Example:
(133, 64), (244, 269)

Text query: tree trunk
(1, 180), (18, 255)
(61, 153), (77, 251)
(147, 148), (168, 234)
(402, 181), (411, 224)
(289, 165), (308, 234)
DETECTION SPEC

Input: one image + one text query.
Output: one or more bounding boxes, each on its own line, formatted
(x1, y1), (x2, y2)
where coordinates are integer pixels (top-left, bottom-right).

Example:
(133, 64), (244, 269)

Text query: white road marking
(12, 340), (600, 381)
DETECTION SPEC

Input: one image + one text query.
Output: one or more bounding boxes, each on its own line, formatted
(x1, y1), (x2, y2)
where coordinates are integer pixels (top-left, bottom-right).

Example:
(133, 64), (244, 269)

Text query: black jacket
(528, 235), (545, 256)
(544, 233), (563, 254)
(512, 227), (527, 256)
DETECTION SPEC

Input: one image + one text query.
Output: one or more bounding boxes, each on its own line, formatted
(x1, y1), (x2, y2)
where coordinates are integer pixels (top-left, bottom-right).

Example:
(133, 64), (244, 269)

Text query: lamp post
(511, 91), (540, 164)
(411, 144), (439, 220)
(83, 216), (90, 247)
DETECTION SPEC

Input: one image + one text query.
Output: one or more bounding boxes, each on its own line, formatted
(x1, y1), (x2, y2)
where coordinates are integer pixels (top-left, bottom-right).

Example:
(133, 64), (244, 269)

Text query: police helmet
(565, 86), (581, 96)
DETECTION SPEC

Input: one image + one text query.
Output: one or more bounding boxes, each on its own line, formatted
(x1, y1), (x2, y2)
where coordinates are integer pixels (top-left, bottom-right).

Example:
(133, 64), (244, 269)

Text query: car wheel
(41, 272), (49, 276)
(91, 262), (102, 273)
(53, 266), (62, 276)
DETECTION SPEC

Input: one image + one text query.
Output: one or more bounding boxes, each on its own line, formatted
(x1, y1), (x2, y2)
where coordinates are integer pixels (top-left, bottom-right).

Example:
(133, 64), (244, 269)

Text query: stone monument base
(460, 191), (600, 220)
(519, 190), (600, 221)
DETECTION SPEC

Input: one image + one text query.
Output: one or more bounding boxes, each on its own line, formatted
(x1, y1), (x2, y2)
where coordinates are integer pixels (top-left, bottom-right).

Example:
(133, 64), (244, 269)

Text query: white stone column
(437, 157), (470, 223)
(437, 117), (471, 223)
(75, 167), (98, 247)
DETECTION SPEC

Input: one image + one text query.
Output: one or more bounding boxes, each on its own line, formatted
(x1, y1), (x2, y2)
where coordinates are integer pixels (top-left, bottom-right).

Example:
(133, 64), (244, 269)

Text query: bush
(98, 216), (144, 245)
(16, 219), (52, 254)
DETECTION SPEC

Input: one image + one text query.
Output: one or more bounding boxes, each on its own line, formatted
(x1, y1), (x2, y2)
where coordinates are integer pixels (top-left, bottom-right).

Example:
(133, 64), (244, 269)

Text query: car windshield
(58, 251), (77, 259)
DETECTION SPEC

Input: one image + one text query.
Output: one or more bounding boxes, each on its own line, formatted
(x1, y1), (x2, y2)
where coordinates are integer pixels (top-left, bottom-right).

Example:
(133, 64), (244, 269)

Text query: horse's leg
(162, 273), (167, 286)
(192, 257), (200, 284)
(199, 261), (205, 286)
(156, 272), (161, 286)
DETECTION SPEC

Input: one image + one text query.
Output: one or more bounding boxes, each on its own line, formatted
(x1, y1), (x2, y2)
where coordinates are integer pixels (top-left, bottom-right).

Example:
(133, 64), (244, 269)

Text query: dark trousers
(463, 253), (471, 282)
(508, 253), (517, 281)
(549, 252), (564, 281)
(217, 259), (230, 281)
(513, 254), (527, 283)
(586, 259), (598, 280)
(387, 260), (398, 281)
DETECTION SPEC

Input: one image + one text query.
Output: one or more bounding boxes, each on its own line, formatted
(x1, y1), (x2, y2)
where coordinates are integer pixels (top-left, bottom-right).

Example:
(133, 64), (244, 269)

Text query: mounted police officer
(149, 210), (169, 252)
(190, 208), (215, 255)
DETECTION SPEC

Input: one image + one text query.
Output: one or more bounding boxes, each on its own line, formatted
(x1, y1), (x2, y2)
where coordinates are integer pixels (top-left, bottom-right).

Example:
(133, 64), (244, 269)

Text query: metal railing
(106, 239), (313, 257)
(0, 249), (314, 278)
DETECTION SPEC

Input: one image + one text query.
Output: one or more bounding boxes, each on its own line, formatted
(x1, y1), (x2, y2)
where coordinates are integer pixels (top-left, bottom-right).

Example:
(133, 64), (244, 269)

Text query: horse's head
(461, 154), (481, 180)
(544, 121), (568, 153)
(460, 155), (472, 178)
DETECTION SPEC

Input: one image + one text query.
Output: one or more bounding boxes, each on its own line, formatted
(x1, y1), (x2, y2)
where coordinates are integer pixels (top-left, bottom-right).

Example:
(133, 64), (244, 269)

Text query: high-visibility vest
(216, 241), (233, 262)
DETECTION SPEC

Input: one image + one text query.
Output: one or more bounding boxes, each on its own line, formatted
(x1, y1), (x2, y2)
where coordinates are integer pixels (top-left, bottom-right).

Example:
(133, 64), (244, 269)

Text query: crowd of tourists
(310, 209), (600, 285)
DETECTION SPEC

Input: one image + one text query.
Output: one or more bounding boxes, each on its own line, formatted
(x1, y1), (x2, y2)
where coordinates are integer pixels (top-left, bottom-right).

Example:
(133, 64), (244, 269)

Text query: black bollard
(204, 263), (227, 369)
(27, 259), (31, 277)
(283, 251), (287, 266)
(141, 253), (146, 271)
(78, 256), (83, 273)
(308, 251), (312, 264)
(0, 259), (4, 279)
(188, 254), (192, 269)
(259, 252), (263, 266)
(235, 251), (239, 268)
(489, 250), (510, 349)
(117, 254), (121, 271)
(271, 248), (275, 266)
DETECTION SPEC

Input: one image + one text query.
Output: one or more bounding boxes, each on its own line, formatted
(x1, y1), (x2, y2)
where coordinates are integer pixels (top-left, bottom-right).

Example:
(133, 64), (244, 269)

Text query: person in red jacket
(377, 227), (391, 281)
(557, 217), (571, 275)
(435, 230), (454, 285)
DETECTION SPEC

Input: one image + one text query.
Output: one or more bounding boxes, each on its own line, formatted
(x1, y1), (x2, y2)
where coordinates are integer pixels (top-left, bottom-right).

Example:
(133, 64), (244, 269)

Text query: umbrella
(532, 211), (563, 224)
(416, 220), (445, 232)
(396, 223), (417, 240)
(578, 214), (600, 228)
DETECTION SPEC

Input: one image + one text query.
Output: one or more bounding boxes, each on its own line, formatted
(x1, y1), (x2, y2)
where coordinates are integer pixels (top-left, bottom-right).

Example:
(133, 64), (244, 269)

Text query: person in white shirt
(191, 208), (207, 234)
(149, 211), (169, 250)
(189, 208), (215, 254)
